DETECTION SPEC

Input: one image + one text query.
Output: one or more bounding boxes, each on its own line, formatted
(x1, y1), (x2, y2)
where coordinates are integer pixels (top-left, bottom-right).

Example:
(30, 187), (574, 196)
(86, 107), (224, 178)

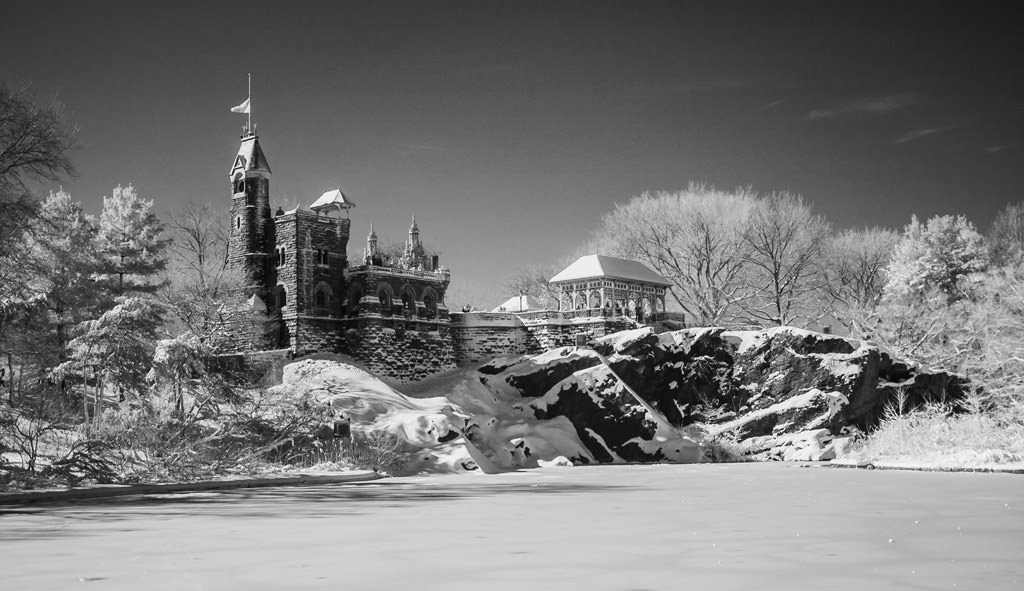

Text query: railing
(346, 264), (450, 281)
(501, 307), (688, 325)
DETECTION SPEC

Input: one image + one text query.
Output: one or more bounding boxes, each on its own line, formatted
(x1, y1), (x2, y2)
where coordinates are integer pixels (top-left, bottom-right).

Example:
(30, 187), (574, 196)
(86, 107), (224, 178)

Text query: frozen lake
(1, 463), (1022, 590)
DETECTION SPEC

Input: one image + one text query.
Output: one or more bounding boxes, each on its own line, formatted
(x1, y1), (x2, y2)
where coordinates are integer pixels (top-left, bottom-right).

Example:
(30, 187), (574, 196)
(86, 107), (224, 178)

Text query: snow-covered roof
(549, 255), (671, 286)
(310, 188), (356, 211)
(491, 295), (542, 313)
(230, 135), (271, 176)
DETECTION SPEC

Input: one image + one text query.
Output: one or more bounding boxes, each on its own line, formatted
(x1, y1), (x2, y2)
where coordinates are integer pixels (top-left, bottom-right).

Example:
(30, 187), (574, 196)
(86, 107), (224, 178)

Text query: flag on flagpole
(230, 98), (250, 114)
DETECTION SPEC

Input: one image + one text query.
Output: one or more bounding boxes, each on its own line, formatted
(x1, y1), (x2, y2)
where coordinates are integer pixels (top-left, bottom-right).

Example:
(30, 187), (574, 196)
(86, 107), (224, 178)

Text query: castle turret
(399, 214), (429, 270)
(363, 221), (381, 265)
(228, 129), (274, 294)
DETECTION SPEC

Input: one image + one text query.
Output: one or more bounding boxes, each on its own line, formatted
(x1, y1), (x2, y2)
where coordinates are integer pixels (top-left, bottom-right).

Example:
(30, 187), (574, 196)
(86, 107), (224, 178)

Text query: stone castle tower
(228, 130), (275, 297)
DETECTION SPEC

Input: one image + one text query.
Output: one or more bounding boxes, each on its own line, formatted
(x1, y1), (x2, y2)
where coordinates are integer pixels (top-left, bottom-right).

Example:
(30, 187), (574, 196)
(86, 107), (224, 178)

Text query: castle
(226, 125), (678, 381)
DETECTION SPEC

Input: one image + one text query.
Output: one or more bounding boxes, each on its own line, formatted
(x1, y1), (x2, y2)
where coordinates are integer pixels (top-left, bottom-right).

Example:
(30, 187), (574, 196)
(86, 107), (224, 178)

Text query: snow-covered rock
(275, 326), (966, 473)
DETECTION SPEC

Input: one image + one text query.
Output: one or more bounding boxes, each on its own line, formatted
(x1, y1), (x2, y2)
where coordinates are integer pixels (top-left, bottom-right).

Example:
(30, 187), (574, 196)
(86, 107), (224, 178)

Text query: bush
(851, 394), (1024, 466)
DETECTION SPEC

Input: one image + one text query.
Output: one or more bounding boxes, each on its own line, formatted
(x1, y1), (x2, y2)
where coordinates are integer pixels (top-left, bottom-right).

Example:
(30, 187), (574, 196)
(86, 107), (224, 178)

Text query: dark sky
(3, 1), (1022, 303)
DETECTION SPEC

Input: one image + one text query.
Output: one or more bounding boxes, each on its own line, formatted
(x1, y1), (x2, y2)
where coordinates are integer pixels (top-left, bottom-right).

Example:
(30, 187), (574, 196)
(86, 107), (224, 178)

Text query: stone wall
(449, 313), (539, 364)
(449, 312), (636, 365)
(342, 316), (456, 382)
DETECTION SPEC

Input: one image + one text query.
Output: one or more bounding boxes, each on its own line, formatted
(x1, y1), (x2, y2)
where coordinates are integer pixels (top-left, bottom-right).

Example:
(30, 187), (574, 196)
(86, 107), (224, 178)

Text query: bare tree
(0, 84), (77, 309)
(988, 202), (1024, 267)
(502, 264), (562, 310)
(0, 85), (77, 405)
(821, 227), (899, 336)
(739, 192), (830, 327)
(162, 202), (263, 349)
(588, 184), (757, 325)
(0, 84), (76, 212)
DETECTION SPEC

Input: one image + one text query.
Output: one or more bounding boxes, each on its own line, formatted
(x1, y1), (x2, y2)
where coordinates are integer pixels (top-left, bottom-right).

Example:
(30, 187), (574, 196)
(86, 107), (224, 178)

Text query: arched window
(401, 287), (416, 317)
(345, 283), (364, 317)
(422, 288), (438, 319)
(314, 280), (332, 312)
(275, 285), (287, 310)
(376, 284), (394, 316)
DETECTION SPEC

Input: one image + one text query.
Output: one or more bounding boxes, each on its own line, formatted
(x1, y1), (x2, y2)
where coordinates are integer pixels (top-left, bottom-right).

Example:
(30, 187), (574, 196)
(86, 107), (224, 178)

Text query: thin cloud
(628, 77), (751, 98)
(396, 141), (451, 154)
(892, 126), (957, 145)
(985, 144), (1019, 154)
(808, 93), (919, 120)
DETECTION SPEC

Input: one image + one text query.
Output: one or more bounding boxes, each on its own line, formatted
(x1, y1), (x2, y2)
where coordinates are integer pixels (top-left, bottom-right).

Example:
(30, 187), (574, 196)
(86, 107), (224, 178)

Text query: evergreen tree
(96, 184), (168, 295)
(53, 296), (163, 420)
(30, 189), (104, 350)
(884, 214), (987, 303)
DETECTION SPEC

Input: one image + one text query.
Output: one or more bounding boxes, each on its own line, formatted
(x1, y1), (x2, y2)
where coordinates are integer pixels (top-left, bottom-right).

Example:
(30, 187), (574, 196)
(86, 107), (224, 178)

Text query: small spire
(368, 221), (377, 239)
(410, 213), (419, 234)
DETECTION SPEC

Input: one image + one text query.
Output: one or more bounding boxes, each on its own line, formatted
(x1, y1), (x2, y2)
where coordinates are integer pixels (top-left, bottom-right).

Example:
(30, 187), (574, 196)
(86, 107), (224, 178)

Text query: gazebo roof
(549, 255), (671, 286)
(310, 188), (356, 212)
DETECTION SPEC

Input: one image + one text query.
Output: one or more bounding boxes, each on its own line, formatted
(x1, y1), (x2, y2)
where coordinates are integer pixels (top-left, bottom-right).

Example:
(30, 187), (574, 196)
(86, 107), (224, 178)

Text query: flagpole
(247, 72), (252, 134)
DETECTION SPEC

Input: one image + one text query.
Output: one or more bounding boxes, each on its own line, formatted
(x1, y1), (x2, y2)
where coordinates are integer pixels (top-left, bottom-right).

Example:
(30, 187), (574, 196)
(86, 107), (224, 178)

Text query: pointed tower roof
(367, 221), (377, 239)
(310, 188), (356, 212)
(230, 134), (271, 177)
(409, 213), (419, 233)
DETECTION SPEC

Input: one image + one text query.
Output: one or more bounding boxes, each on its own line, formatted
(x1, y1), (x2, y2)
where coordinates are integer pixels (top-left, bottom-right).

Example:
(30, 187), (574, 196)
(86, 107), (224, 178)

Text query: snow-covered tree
(884, 214), (987, 303)
(32, 189), (104, 345)
(53, 296), (163, 420)
(739, 192), (830, 327)
(96, 183), (168, 295)
(147, 334), (212, 417)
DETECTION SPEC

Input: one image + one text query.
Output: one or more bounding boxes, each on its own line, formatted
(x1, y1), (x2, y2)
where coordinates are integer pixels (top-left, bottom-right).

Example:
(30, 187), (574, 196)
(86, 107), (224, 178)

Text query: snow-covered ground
(1, 463), (1021, 590)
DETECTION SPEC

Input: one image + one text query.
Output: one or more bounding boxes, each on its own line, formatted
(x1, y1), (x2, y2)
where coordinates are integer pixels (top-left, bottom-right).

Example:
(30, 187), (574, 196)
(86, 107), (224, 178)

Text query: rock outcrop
(278, 326), (967, 473)
(475, 326), (966, 463)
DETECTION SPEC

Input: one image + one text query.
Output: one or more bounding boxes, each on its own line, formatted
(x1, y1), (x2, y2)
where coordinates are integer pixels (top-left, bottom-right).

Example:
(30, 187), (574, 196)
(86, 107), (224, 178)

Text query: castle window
(317, 249), (329, 266)
(401, 289), (416, 317)
(276, 247), (287, 267)
(345, 283), (364, 317)
(315, 290), (326, 308)
(235, 216), (241, 230)
(376, 285), (394, 316)
(422, 292), (437, 319)
(275, 285), (287, 309)
(235, 180), (245, 194)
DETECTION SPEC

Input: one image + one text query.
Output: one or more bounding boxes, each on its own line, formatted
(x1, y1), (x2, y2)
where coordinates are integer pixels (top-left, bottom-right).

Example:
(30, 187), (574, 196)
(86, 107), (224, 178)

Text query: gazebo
(549, 255), (670, 323)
